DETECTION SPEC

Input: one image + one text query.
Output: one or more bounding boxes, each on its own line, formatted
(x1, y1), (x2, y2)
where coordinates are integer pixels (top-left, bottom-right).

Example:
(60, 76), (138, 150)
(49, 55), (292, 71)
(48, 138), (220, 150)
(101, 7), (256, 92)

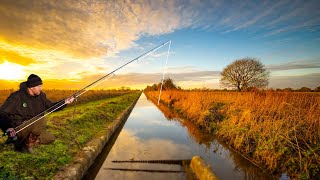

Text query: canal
(87, 93), (272, 179)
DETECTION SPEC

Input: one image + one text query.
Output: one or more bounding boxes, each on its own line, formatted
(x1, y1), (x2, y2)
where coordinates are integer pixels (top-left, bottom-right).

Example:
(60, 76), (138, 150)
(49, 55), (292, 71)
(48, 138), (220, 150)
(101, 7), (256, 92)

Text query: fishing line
(158, 41), (171, 105)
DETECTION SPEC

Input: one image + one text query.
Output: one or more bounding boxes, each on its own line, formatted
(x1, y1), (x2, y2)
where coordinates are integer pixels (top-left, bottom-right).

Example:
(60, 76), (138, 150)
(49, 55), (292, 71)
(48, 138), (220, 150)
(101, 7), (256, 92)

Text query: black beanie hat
(26, 74), (43, 88)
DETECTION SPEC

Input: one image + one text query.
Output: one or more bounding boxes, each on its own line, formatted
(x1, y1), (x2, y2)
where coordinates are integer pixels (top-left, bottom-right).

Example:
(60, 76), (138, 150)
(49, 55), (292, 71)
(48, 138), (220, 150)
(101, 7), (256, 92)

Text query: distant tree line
(271, 86), (320, 92)
(144, 77), (320, 93)
(144, 78), (181, 91)
(180, 86), (320, 92)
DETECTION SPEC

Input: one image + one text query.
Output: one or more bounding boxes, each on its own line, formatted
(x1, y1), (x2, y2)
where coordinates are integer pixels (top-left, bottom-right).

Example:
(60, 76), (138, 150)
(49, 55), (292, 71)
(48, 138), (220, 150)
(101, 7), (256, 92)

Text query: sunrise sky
(0, 0), (319, 90)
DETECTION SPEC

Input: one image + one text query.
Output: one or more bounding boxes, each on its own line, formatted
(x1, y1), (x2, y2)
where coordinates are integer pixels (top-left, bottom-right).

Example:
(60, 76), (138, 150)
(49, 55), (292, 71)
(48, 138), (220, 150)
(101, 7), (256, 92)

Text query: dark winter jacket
(0, 82), (65, 131)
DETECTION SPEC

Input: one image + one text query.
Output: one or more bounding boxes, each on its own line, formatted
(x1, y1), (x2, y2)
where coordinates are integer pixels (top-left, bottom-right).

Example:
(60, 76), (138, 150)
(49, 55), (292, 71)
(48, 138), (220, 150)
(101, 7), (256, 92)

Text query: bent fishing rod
(1, 41), (171, 138)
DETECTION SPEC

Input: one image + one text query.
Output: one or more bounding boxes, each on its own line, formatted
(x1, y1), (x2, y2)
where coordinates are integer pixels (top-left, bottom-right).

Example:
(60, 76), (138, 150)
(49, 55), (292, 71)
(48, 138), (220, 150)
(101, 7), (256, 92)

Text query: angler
(0, 74), (74, 153)
(0, 41), (171, 153)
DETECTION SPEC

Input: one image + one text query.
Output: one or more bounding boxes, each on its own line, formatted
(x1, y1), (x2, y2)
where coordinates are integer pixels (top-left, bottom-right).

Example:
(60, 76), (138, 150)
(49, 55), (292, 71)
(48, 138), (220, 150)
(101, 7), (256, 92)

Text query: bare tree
(220, 58), (269, 91)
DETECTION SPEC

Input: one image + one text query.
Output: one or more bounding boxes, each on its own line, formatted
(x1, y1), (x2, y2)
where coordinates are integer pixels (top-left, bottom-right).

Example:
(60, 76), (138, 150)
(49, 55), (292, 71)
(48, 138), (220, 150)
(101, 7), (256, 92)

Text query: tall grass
(145, 90), (320, 179)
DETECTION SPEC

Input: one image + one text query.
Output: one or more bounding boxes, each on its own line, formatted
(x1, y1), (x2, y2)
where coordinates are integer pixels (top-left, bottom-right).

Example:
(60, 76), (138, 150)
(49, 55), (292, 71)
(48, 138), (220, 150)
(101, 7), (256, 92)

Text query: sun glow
(0, 61), (26, 80)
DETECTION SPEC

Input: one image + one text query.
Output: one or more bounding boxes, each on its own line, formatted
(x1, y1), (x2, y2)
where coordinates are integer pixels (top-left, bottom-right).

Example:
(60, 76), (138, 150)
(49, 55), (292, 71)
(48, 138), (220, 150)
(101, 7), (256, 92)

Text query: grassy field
(0, 91), (140, 179)
(145, 90), (320, 179)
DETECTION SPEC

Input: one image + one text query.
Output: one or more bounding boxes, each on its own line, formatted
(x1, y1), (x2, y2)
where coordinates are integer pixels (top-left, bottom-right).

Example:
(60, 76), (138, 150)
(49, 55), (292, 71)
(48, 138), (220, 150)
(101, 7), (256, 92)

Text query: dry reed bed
(145, 90), (320, 179)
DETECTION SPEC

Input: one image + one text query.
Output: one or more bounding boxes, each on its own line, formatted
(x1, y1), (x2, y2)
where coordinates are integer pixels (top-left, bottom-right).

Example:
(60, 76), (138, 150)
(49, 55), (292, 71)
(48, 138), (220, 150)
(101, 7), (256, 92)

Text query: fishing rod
(1, 40), (171, 139)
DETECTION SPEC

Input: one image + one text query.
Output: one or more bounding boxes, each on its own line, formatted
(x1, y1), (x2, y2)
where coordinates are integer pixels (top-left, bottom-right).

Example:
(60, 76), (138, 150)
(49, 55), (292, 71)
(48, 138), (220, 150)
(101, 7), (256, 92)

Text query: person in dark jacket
(0, 74), (74, 153)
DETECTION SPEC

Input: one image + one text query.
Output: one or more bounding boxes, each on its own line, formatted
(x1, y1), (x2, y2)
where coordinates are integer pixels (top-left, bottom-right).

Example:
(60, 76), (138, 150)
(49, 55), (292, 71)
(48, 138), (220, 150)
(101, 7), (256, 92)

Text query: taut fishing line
(158, 41), (171, 105)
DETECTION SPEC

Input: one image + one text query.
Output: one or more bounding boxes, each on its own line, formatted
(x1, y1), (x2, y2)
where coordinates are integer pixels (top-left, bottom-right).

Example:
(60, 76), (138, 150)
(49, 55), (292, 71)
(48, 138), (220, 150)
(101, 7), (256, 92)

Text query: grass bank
(0, 92), (141, 179)
(145, 90), (320, 179)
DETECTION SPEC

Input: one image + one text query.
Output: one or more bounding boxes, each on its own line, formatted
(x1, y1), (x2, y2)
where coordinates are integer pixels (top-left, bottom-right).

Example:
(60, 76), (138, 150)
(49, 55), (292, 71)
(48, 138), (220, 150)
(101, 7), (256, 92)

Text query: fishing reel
(5, 136), (18, 144)
(1, 129), (18, 144)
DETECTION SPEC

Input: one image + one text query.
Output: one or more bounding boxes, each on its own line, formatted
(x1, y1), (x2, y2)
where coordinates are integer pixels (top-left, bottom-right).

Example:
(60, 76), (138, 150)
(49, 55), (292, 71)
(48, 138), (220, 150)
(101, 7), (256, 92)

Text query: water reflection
(94, 93), (272, 180)
(146, 96), (216, 146)
(95, 129), (190, 180)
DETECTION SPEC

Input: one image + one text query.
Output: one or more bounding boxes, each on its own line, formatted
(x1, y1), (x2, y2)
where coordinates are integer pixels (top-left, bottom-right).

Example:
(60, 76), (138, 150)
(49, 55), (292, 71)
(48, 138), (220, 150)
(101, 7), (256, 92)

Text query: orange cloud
(0, 0), (198, 58)
(0, 1), (192, 82)
(0, 1), (222, 88)
(0, 48), (36, 66)
(0, 1), (188, 59)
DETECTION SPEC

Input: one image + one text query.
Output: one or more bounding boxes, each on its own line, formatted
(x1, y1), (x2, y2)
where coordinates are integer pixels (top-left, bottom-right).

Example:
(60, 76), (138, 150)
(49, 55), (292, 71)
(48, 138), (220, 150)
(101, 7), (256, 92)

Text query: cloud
(0, 0), (196, 80)
(1, 0), (317, 63)
(223, 0), (287, 33)
(269, 73), (320, 89)
(0, 48), (36, 66)
(0, 0), (319, 86)
(195, 0), (320, 36)
(265, 18), (320, 36)
(166, 66), (201, 73)
(87, 70), (220, 84)
(69, 70), (221, 89)
(267, 60), (320, 71)
(168, 71), (220, 81)
(0, 0), (189, 59)
(267, 1), (319, 34)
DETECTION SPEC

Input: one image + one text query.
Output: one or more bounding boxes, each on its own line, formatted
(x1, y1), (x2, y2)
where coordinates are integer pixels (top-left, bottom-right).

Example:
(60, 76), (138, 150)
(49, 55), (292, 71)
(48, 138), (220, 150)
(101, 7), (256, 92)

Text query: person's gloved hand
(6, 128), (16, 138)
(65, 96), (75, 104)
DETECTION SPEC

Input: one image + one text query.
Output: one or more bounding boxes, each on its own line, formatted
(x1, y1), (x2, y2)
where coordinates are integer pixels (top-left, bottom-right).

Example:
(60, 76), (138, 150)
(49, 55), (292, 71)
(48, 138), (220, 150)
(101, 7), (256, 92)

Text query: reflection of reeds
(145, 94), (215, 146)
(145, 90), (320, 179)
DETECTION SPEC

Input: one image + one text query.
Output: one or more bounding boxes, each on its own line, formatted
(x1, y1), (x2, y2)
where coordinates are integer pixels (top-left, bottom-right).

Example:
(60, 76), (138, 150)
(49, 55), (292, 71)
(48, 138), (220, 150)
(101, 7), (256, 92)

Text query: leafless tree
(220, 58), (269, 91)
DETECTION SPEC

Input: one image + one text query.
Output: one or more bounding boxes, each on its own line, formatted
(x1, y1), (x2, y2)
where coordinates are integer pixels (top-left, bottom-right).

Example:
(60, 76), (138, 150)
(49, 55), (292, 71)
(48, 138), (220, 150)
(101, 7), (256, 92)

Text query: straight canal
(85, 93), (272, 180)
